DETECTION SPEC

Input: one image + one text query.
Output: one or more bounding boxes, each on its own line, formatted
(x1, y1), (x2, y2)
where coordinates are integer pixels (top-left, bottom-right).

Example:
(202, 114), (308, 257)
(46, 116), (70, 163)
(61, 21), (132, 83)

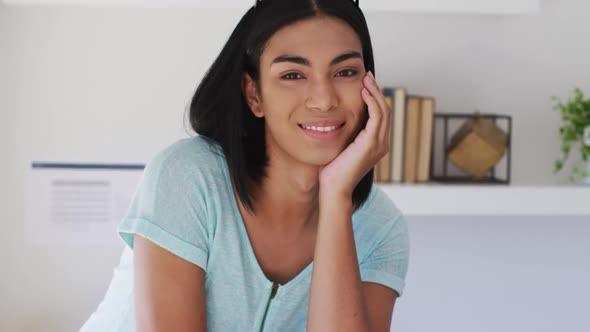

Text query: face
(244, 16), (368, 167)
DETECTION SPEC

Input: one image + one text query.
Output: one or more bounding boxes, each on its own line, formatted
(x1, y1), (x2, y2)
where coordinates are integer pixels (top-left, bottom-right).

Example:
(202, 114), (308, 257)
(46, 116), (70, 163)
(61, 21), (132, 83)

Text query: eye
(281, 72), (305, 80)
(335, 69), (358, 77)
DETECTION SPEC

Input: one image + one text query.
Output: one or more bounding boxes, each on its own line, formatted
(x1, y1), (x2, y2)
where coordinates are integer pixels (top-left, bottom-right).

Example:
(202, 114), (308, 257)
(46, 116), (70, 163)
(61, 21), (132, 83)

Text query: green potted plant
(552, 87), (590, 184)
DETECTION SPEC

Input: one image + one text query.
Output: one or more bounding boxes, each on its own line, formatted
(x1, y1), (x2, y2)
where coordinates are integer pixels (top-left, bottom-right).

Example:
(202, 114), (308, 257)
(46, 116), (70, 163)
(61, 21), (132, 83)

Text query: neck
(249, 150), (321, 233)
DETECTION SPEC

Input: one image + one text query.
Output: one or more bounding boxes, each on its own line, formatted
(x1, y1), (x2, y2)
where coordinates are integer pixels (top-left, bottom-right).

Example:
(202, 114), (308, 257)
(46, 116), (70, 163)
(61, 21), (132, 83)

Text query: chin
(298, 148), (342, 167)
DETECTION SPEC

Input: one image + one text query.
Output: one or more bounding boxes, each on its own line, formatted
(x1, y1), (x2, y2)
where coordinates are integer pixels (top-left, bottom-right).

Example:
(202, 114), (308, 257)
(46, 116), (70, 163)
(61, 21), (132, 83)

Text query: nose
(304, 77), (338, 112)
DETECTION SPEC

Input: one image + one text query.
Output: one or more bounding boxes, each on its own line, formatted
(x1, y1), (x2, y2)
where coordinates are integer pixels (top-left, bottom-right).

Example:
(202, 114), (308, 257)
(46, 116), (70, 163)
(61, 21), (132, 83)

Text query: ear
(242, 72), (264, 118)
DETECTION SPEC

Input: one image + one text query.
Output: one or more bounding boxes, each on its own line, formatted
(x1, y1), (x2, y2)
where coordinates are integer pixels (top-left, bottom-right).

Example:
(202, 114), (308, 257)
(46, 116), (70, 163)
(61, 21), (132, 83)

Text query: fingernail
(368, 71), (375, 80)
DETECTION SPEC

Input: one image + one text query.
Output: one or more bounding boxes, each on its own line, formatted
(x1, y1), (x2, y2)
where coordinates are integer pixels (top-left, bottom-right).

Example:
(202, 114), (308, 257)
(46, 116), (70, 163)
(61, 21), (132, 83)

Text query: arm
(306, 194), (398, 332)
(364, 283), (398, 332)
(308, 71), (397, 331)
(133, 234), (207, 332)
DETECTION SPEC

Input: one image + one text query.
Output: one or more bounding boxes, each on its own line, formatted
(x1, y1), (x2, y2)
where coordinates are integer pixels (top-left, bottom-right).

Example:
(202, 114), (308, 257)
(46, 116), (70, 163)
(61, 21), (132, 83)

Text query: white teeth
(302, 125), (339, 132)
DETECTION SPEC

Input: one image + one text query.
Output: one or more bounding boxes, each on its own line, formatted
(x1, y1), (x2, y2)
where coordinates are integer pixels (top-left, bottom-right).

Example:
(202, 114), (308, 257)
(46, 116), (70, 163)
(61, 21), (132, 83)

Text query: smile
(297, 122), (346, 140)
(299, 123), (344, 132)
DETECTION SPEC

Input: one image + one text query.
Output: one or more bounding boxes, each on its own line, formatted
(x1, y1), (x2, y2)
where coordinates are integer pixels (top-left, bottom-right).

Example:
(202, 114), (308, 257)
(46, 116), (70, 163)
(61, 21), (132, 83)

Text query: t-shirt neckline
(218, 150), (314, 293)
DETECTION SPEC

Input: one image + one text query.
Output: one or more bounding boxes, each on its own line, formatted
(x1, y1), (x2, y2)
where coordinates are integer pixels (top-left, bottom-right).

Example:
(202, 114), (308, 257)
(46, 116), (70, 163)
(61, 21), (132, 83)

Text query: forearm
(307, 193), (370, 332)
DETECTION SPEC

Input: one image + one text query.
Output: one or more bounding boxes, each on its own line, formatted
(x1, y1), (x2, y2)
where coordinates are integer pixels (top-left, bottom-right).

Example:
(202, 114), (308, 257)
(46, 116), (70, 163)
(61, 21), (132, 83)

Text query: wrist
(318, 178), (353, 197)
(319, 188), (353, 207)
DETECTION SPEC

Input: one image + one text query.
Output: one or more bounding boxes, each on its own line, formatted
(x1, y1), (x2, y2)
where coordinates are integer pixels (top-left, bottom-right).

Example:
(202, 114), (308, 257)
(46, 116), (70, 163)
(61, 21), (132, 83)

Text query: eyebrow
(270, 51), (362, 67)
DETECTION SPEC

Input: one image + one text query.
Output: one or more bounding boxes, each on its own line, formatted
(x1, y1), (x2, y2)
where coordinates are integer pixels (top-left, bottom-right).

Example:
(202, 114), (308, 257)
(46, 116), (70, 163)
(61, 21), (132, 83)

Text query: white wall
(1, 0), (589, 331)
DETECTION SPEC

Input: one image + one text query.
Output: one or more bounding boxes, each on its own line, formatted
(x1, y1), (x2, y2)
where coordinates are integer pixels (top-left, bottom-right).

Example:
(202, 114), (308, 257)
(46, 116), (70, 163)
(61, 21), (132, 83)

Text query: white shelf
(378, 184), (590, 216)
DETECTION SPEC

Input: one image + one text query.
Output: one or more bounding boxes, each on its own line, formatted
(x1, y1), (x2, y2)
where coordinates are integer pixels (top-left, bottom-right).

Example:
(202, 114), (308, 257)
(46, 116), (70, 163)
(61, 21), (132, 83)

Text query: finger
(361, 87), (381, 144)
(366, 74), (389, 115)
(373, 86), (392, 149)
(364, 73), (390, 145)
(363, 74), (391, 157)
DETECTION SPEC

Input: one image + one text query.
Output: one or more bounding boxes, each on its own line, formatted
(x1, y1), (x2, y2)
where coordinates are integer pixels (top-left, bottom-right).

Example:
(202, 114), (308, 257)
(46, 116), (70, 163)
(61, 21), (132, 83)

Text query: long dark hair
(189, 0), (375, 213)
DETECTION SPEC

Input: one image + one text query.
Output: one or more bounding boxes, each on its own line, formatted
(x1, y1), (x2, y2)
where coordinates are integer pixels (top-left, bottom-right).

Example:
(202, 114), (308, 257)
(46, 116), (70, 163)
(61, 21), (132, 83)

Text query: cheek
(345, 91), (367, 125)
(341, 82), (364, 108)
(262, 85), (302, 115)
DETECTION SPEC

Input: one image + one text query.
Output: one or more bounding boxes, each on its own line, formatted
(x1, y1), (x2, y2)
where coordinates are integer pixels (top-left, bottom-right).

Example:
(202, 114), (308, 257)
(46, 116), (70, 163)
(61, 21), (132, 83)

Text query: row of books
(374, 87), (435, 183)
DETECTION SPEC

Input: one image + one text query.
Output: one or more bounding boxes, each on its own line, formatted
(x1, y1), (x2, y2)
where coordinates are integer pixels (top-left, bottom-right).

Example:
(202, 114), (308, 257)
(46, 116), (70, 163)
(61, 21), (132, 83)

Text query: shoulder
(117, 137), (220, 270)
(354, 186), (410, 297)
(149, 135), (224, 169)
(352, 185), (409, 253)
(354, 185), (404, 226)
(145, 135), (225, 179)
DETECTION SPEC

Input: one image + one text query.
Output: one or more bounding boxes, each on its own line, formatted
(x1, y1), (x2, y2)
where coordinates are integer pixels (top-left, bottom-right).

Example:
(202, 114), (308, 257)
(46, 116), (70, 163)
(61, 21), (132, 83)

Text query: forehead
(261, 16), (362, 65)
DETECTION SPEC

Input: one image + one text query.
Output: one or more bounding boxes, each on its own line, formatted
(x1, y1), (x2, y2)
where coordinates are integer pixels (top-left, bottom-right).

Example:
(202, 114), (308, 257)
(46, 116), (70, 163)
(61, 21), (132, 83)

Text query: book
(416, 97), (435, 182)
(403, 96), (422, 183)
(391, 87), (407, 183)
(375, 87), (394, 182)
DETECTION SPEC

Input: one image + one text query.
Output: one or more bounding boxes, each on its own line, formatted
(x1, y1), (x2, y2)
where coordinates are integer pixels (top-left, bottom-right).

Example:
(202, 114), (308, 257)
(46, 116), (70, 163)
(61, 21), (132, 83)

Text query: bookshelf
(378, 184), (590, 216)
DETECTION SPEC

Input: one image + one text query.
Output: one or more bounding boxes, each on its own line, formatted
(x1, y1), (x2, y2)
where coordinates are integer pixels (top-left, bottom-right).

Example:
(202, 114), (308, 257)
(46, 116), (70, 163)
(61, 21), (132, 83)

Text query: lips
(298, 120), (346, 127)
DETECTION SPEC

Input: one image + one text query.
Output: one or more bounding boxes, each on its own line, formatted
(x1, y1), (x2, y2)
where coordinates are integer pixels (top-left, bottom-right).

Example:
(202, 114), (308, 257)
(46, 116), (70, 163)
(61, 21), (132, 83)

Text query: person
(80, 0), (409, 331)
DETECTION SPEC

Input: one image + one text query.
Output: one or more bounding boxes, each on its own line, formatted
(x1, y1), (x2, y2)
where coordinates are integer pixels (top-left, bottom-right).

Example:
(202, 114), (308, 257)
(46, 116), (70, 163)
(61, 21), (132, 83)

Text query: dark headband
(255, 0), (360, 11)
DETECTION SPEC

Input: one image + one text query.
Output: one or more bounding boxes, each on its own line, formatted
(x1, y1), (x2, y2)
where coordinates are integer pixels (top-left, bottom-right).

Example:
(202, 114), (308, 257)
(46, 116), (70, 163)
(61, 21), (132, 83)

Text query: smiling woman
(80, 1), (409, 332)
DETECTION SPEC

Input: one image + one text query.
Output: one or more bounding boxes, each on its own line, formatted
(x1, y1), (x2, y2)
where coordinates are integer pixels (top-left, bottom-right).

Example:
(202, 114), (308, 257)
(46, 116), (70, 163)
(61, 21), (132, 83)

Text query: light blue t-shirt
(80, 136), (410, 332)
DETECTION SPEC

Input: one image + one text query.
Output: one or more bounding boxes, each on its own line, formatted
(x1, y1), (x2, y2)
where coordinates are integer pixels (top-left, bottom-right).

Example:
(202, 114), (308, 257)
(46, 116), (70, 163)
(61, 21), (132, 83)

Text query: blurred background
(1, 0), (589, 331)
